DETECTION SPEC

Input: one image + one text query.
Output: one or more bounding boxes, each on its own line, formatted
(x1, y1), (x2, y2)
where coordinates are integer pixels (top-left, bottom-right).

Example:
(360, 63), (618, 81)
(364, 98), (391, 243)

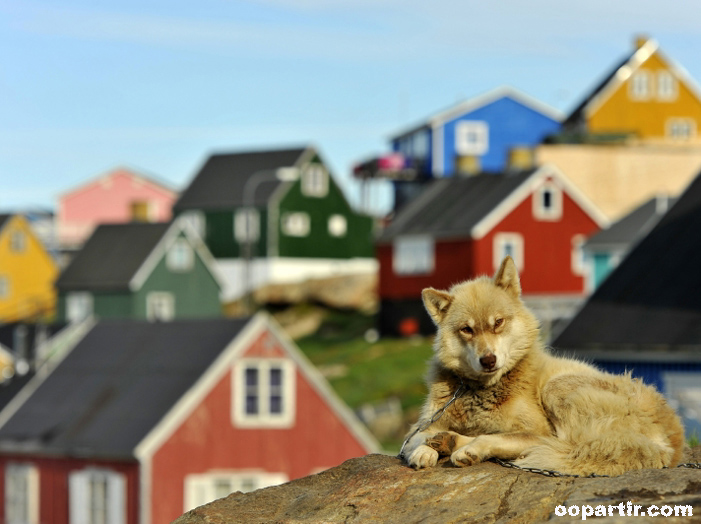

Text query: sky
(2, 0), (701, 216)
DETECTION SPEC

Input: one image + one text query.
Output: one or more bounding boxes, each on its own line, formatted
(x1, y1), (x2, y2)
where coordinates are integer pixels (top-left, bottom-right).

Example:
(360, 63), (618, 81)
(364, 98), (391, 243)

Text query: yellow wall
(0, 215), (58, 322)
(588, 53), (701, 141)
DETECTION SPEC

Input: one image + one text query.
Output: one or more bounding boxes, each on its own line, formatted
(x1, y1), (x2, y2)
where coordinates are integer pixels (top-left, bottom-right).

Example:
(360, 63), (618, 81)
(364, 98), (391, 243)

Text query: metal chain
(491, 458), (701, 477)
(398, 381), (466, 459)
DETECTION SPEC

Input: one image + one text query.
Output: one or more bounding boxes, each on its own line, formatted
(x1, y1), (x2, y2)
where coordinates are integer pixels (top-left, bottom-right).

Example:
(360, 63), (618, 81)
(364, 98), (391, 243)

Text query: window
(69, 469), (125, 524)
(493, 233), (524, 272)
(184, 471), (288, 512)
(630, 70), (652, 100)
(234, 208), (260, 243)
(5, 463), (39, 524)
(667, 118), (696, 140)
(233, 359), (295, 428)
(146, 292), (175, 322)
(393, 236), (434, 276)
(455, 121), (489, 156)
(327, 215), (347, 237)
(301, 165), (328, 197)
(571, 235), (586, 276)
(532, 181), (563, 221)
(66, 292), (93, 323)
(181, 211), (206, 239)
(129, 201), (152, 222)
(657, 71), (677, 101)
(281, 212), (310, 237)
(166, 238), (194, 272)
(0, 276), (9, 299)
(9, 231), (26, 253)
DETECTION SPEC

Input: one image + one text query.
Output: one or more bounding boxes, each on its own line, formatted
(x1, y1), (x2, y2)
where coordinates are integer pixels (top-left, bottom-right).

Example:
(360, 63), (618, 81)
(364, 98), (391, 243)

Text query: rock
(174, 448), (701, 524)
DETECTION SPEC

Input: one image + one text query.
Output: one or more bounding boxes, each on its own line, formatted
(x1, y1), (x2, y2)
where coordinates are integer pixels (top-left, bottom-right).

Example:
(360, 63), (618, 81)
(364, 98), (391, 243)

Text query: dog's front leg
(451, 432), (544, 468)
(403, 429), (442, 469)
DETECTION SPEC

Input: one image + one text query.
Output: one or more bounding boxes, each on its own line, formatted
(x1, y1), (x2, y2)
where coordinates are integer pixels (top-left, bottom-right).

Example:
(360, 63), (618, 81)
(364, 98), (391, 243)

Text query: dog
(401, 256), (685, 476)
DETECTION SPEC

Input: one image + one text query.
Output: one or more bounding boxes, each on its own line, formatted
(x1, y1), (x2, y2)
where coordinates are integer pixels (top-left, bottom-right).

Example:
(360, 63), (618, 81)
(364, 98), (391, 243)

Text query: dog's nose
(480, 354), (497, 370)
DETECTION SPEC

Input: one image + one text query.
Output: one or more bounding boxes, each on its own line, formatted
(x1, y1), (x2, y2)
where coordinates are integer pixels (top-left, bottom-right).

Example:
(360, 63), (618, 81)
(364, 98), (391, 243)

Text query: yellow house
(0, 214), (58, 322)
(562, 36), (701, 143)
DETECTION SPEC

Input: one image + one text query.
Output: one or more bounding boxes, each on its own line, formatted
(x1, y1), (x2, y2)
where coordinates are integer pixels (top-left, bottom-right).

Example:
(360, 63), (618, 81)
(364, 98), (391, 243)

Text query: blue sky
(2, 0), (701, 215)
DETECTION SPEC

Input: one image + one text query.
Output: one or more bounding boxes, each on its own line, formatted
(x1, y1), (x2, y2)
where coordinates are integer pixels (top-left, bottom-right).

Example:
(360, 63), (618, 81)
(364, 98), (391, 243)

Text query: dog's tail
(514, 418), (684, 476)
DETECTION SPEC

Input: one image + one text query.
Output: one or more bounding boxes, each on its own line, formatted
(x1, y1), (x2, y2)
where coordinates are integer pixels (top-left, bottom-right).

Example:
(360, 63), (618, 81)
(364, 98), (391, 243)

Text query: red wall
(0, 455), (139, 524)
(149, 329), (372, 524)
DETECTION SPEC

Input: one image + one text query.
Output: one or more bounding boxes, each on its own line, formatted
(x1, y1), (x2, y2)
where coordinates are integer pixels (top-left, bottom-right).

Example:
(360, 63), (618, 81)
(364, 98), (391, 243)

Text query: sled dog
(401, 256), (684, 476)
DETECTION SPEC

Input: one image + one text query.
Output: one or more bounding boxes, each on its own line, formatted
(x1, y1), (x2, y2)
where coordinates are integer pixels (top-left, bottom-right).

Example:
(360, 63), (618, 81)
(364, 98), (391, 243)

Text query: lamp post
(240, 167), (300, 314)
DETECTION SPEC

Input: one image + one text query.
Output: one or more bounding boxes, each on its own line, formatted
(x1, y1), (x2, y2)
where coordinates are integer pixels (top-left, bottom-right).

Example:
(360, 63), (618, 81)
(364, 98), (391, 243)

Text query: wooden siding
(149, 329), (370, 524)
(0, 455), (139, 524)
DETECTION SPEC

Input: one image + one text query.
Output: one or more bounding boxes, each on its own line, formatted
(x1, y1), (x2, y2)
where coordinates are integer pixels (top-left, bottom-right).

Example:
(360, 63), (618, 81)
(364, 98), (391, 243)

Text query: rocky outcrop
(175, 447), (701, 524)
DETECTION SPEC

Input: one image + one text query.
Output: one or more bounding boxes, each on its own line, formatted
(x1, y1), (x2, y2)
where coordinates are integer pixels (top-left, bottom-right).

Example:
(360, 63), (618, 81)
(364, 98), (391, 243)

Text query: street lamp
(240, 167), (300, 314)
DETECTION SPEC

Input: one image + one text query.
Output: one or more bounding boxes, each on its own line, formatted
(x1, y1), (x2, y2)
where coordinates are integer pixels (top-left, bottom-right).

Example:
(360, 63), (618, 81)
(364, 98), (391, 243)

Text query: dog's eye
(494, 318), (504, 328)
(460, 326), (474, 335)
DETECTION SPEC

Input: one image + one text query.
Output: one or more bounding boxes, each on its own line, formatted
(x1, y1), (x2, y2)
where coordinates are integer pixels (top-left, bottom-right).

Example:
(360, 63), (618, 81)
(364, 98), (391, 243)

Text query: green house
(55, 220), (223, 322)
(173, 146), (376, 301)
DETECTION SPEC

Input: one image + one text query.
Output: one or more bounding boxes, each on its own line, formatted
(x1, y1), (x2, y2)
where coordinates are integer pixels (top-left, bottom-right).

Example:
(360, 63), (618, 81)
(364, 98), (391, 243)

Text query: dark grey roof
(56, 223), (170, 291)
(174, 147), (308, 211)
(0, 318), (250, 459)
(553, 170), (701, 350)
(0, 215), (11, 231)
(377, 170), (537, 243)
(584, 196), (677, 251)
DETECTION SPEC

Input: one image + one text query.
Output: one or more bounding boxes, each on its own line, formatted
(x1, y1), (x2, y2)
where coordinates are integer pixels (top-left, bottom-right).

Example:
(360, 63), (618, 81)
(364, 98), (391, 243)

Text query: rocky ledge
(175, 447), (701, 524)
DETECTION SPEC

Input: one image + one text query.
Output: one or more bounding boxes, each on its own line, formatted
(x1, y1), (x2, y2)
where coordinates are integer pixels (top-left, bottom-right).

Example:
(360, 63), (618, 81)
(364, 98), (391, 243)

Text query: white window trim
(656, 70), (677, 101)
(234, 208), (260, 243)
(0, 275), (10, 299)
(666, 118), (697, 140)
(301, 165), (329, 198)
(9, 231), (26, 253)
(232, 358), (296, 428)
(392, 235), (435, 276)
(166, 238), (194, 272)
(455, 120), (489, 156)
(571, 234), (586, 276)
(184, 470), (288, 512)
(146, 292), (175, 322)
(630, 69), (652, 100)
(181, 211), (206, 239)
(532, 181), (563, 221)
(68, 468), (125, 524)
(5, 463), (39, 524)
(493, 233), (524, 273)
(66, 292), (93, 323)
(281, 212), (311, 237)
(327, 214), (347, 238)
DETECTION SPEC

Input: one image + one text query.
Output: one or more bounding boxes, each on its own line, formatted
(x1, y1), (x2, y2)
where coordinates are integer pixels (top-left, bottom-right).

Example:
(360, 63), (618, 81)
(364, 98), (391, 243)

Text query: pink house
(57, 167), (177, 249)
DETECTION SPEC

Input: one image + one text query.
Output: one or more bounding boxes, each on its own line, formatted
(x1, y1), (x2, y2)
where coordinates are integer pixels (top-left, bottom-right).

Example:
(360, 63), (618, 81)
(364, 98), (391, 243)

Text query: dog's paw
(426, 432), (457, 456)
(407, 445), (439, 469)
(451, 446), (481, 468)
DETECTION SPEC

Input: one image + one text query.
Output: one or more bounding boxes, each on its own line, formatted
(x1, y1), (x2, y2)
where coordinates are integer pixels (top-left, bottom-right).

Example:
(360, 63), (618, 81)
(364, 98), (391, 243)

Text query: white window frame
(5, 463), (39, 524)
(301, 165), (328, 198)
(666, 118), (696, 140)
(9, 231), (26, 253)
(184, 471), (288, 512)
(493, 233), (524, 272)
(234, 208), (260, 243)
(69, 468), (125, 524)
(0, 276), (9, 299)
(280, 212), (311, 237)
(630, 70), (652, 100)
(166, 238), (194, 272)
(455, 121), (489, 156)
(532, 181), (563, 221)
(392, 236), (435, 276)
(232, 358), (296, 428)
(571, 234), (586, 276)
(327, 214), (347, 238)
(657, 70), (677, 101)
(146, 292), (175, 322)
(181, 211), (206, 239)
(66, 292), (93, 323)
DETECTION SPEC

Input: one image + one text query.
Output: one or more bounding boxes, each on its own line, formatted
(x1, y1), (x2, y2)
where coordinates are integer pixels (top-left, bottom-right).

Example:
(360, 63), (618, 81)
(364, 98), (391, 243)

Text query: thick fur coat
(401, 257), (685, 476)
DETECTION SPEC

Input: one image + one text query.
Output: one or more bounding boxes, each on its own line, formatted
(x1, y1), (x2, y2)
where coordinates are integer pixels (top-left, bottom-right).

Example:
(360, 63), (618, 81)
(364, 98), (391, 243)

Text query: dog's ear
(493, 256), (522, 298)
(422, 288), (453, 324)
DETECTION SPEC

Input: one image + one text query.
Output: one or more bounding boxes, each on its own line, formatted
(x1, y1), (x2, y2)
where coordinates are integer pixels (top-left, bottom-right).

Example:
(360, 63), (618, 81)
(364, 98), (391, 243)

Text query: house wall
(536, 144), (701, 221)
(0, 454), (139, 524)
(588, 53), (701, 140)
(56, 291), (133, 323)
(200, 209), (269, 259)
(148, 329), (371, 524)
(0, 215), (58, 322)
(58, 170), (176, 249)
(438, 97), (560, 175)
(473, 188), (600, 295)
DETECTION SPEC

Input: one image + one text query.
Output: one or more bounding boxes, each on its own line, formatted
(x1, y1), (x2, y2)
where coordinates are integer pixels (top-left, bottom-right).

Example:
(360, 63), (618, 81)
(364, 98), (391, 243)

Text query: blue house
(354, 87), (562, 210)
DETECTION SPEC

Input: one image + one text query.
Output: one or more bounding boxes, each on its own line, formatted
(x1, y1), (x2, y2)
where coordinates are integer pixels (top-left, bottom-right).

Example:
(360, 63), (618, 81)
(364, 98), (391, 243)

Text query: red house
(0, 315), (378, 524)
(376, 164), (608, 336)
